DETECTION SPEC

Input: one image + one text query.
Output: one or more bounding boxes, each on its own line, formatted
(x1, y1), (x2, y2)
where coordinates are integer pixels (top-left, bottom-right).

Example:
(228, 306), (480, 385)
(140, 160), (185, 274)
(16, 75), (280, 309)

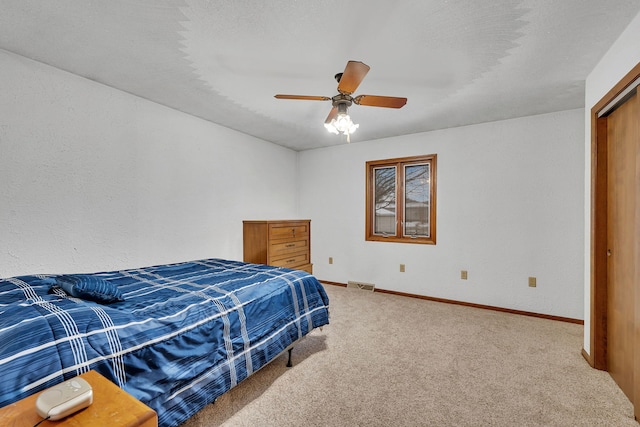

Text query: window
(366, 154), (437, 244)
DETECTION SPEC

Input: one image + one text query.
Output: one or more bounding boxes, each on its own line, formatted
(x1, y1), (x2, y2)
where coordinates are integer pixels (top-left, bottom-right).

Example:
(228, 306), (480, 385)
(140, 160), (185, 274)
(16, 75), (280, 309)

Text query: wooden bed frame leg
(286, 348), (293, 367)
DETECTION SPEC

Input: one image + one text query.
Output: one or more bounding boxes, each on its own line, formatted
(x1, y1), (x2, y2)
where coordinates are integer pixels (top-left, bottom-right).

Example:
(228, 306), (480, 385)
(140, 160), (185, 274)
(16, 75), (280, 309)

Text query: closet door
(606, 89), (639, 406)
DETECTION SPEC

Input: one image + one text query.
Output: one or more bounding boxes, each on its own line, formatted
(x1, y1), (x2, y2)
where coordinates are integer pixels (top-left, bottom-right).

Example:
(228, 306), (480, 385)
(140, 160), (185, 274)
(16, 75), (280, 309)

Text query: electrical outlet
(461, 270), (468, 280)
(329, 257), (333, 264)
(400, 264), (405, 272)
(528, 277), (537, 287)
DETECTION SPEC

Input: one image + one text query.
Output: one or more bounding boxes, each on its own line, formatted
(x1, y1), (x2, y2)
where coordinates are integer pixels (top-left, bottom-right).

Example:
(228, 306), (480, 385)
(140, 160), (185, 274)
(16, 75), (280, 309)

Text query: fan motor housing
(332, 94), (353, 110)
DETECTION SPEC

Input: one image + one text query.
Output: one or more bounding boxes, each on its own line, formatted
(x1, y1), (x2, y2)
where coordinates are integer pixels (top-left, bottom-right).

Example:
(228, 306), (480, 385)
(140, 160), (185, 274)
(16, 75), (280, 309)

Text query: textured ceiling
(1, 0), (639, 151)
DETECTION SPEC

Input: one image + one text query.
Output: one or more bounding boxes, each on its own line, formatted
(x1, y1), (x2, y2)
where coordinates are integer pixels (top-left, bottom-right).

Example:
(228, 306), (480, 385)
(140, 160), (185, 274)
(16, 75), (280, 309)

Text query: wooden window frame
(365, 154), (437, 244)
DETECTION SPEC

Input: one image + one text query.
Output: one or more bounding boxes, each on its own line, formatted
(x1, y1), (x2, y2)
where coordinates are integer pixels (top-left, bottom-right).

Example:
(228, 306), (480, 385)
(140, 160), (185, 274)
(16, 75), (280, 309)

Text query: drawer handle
(285, 243), (295, 247)
(287, 259), (296, 263)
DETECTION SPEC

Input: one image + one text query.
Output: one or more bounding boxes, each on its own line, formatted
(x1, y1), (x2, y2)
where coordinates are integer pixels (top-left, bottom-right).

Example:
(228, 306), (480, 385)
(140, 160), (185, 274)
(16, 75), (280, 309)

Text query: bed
(0, 258), (330, 427)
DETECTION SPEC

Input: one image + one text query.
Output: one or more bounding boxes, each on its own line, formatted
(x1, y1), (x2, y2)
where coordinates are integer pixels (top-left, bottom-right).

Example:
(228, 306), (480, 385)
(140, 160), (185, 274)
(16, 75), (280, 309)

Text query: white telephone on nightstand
(35, 376), (93, 420)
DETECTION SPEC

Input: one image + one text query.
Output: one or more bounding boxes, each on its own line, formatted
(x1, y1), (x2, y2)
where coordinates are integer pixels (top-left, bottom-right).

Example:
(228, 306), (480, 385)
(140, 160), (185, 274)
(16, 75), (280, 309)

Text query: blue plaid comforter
(0, 258), (330, 426)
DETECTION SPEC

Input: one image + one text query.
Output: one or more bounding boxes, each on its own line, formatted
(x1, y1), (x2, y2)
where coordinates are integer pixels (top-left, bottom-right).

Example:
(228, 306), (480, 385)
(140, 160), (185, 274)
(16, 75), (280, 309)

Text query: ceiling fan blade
(274, 95), (331, 101)
(337, 61), (370, 95)
(325, 106), (338, 124)
(353, 95), (407, 109)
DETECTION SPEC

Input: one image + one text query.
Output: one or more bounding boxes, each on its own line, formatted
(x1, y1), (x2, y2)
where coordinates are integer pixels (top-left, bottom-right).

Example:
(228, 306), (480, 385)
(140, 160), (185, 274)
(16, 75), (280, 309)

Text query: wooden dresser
(243, 220), (312, 273)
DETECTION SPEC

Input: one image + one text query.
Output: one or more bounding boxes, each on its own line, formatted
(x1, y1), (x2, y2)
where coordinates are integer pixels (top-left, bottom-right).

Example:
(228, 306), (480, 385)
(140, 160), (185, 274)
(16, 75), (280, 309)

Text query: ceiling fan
(275, 61), (407, 142)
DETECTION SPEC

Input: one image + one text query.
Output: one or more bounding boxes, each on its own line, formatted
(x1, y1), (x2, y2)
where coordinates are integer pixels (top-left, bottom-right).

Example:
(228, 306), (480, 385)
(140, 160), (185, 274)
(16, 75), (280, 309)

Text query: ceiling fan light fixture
(325, 100), (358, 136)
(325, 112), (358, 136)
(336, 113), (357, 133)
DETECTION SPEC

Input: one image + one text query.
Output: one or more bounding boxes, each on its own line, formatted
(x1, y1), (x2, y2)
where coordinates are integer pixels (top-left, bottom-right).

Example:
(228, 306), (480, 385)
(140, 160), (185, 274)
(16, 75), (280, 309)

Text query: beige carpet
(181, 284), (636, 427)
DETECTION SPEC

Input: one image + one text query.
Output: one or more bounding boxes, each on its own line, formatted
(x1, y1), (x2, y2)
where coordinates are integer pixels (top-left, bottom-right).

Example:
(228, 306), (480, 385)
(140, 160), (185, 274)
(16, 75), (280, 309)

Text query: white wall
(299, 109), (585, 319)
(583, 10), (640, 354)
(0, 50), (298, 277)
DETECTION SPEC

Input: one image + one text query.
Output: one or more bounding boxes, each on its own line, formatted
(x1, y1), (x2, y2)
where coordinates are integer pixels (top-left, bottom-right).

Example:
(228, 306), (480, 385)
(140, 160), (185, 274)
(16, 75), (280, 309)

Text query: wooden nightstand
(0, 370), (157, 427)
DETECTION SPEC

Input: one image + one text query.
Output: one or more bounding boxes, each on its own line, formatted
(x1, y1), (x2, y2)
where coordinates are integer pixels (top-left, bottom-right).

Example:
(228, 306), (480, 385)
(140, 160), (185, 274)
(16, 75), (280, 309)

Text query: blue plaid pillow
(55, 275), (124, 303)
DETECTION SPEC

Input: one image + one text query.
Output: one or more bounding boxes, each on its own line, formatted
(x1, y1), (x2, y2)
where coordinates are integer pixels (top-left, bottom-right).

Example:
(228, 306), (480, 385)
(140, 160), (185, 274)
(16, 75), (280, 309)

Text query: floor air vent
(347, 281), (375, 292)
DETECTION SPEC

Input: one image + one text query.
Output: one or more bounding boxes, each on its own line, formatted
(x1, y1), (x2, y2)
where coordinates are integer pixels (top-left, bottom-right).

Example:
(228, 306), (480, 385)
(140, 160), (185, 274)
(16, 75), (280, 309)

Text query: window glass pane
(374, 166), (396, 235)
(404, 163), (430, 237)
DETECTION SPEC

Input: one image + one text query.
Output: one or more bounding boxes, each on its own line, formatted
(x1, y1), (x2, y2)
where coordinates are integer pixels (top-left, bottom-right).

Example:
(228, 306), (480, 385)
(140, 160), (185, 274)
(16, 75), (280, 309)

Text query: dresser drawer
(270, 252), (310, 269)
(269, 223), (309, 240)
(269, 238), (309, 257)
